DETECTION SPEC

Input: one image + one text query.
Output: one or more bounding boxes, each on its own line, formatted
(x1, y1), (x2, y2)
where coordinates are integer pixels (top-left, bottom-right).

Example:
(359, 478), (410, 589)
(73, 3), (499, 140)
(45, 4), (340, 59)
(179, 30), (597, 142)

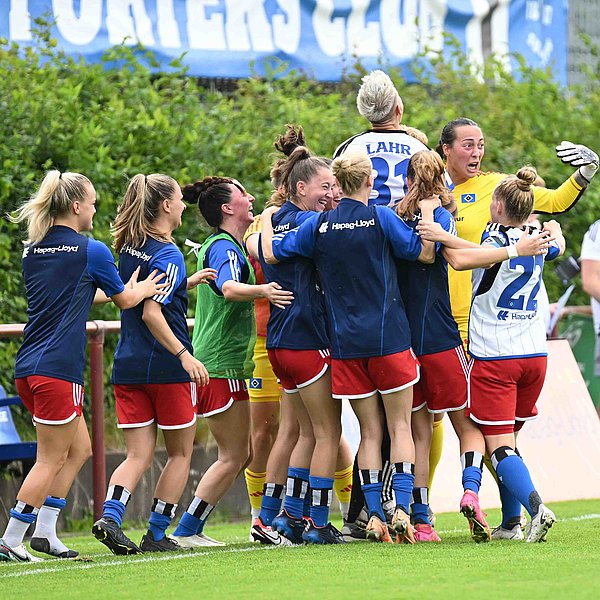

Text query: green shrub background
(1, 27), (598, 443)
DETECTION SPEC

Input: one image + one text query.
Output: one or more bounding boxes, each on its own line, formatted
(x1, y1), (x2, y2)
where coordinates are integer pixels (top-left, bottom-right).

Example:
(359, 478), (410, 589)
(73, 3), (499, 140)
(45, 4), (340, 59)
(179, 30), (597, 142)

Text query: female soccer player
(170, 177), (293, 547)
(250, 146), (344, 544)
(466, 167), (564, 543)
(92, 173), (217, 555)
(0, 171), (165, 562)
(262, 150), (435, 544)
(437, 117), (597, 345)
(396, 151), (550, 542)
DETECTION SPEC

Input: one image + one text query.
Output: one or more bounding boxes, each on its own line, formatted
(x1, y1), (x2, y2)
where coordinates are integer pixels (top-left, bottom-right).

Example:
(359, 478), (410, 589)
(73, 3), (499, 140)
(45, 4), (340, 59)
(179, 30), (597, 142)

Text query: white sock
(339, 501), (350, 520)
(251, 507), (260, 521)
(3, 517), (32, 548)
(32, 506), (70, 554)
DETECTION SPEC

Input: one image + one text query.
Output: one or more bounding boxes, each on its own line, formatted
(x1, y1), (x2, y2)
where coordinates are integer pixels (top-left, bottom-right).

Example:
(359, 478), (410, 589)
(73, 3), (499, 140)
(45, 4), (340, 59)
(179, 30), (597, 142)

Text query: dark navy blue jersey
(272, 198), (421, 359)
(112, 237), (192, 384)
(396, 207), (463, 356)
(15, 226), (125, 385)
(258, 201), (329, 351)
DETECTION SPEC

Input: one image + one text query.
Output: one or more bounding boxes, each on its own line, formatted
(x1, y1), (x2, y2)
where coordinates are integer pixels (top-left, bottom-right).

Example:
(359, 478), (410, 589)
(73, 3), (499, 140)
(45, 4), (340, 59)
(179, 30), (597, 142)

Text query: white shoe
(491, 524), (525, 540)
(171, 533), (225, 548)
(525, 505), (556, 543)
(0, 539), (44, 562)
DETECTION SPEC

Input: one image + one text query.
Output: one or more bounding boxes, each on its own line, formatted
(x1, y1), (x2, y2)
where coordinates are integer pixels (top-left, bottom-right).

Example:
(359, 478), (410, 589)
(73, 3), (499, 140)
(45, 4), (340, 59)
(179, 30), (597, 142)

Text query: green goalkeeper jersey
(192, 232), (256, 379)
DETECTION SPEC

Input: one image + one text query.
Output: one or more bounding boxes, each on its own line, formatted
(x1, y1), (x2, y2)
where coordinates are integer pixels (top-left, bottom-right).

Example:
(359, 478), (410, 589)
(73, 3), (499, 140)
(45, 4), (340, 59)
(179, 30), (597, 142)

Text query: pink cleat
(414, 523), (441, 542)
(460, 490), (491, 543)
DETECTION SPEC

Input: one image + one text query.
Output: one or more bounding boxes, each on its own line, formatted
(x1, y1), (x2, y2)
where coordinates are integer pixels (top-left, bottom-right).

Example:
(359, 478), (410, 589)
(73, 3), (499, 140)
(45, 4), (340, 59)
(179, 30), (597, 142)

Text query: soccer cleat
(30, 537), (78, 559)
(365, 514), (392, 543)
(302, 519), (346, 545)
(414, 523), (442, 543)
(428, 506), (437, 528)
(340, 518), (367, 542)
(140, 531), (186, 552)
(0, 539), (44, 562)
(525, 505), (556, 543)
(491, 524), (525, 541)
(271, 509), (306, 545)
(391, 508), (416, 544)
(170, 532), (225, 548)
(460, 490), (491, 543)
(250, 517), (292, 546)
(92, 517), (142, 555)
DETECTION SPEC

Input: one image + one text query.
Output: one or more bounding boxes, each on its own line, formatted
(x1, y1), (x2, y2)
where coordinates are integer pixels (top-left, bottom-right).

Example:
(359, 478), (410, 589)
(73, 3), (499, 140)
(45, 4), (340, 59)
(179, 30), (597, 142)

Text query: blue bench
(0, 384), (37, 462)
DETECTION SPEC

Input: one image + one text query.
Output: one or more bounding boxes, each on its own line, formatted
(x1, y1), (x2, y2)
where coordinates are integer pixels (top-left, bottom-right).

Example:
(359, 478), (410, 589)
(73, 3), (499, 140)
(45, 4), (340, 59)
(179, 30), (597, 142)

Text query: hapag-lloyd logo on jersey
(123, 246), (152, 261)
(273, 222), (290, 234)
(32, 245), (79, 254)
(331, 218), (375, 231)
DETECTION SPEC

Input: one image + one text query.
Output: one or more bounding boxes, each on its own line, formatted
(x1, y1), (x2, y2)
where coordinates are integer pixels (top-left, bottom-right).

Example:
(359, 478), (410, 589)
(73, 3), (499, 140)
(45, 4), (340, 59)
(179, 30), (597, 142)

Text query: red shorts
(468, 356), (547, 435)
(114, 382), (197, 430)
(16, 376), (83, 425)
(267, 348), (330, 393)
(413, 346), (470, 413)
(197, 378), (248, 418)
(331, 349), (420, 400)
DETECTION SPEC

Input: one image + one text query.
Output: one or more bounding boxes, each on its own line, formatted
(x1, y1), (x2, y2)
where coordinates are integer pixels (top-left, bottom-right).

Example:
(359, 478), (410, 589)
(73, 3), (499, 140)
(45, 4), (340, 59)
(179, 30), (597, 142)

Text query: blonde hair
(493, 166), (537, 224)
(112, 173), (179, 252)
(397, 151), (454, 219)
(331, 151), (372, 197)
(404, 126), (429, 146)
(356, 70), (400, 124)
(10, 170), (92, 244)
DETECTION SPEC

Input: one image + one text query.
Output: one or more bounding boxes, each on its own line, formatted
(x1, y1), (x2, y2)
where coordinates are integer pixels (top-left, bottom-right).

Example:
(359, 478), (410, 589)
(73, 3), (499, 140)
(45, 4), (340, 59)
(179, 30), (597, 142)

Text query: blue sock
(283, 467), (310, 519)
(309, 476), (334, 528)
(102, 485), (131, 527)
(498, 479), (523, 528)
(259, 483), (284, 526)
(411, 487), (430, 525)
(148, 499), (176, 541)
(9, 501), (38, 525)
(173, 512), (199, 537)
(359, 469), (384, 521)
(392, 463), (415, 513)
(173, 497), (215, 537)
(461, 451), (484, 493)
(492, 447), (541, 518)
(43, 496), (67, 511)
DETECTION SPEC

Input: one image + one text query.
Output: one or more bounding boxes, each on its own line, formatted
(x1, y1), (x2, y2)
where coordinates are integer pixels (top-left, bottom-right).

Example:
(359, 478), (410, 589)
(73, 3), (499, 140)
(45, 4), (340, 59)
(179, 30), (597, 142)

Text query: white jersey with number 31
(469, 224), (560, 360)
(333, 130), (428, 207)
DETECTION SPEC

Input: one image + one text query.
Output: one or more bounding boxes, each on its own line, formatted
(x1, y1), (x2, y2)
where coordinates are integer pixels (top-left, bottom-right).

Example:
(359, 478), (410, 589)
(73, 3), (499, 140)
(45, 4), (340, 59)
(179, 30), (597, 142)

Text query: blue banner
(0, 1), (568, 83)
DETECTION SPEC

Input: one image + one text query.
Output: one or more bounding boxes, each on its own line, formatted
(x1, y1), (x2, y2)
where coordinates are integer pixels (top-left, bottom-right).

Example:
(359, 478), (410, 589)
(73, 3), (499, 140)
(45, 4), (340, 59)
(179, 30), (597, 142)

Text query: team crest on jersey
(461, 193), (476, 203)
(249, 378), (262, 389)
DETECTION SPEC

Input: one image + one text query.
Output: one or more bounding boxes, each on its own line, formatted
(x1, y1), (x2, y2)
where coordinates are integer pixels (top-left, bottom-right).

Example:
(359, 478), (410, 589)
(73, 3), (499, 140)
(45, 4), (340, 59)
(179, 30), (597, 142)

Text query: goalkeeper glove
(556, 141), (599, 182)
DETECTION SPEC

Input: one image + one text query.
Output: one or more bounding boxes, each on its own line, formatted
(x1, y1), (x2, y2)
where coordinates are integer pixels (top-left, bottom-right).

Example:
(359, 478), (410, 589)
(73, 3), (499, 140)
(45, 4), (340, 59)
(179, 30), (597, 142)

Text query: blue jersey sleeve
(206, 240), (248, 293)
(149, 244), (187, 306)
(433, 206), (456, 254)
(87, 239), (125, 297)
(272, 213), (320, 261)
(375, 205), (422, 261)
(545, 241), (561, 262)
(480, 230), (507, 248)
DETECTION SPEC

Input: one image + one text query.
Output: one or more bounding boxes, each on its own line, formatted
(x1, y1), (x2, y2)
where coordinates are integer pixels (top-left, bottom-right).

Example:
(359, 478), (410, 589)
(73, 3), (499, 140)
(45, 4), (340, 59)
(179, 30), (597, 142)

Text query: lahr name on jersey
(365, 141), (412, 156)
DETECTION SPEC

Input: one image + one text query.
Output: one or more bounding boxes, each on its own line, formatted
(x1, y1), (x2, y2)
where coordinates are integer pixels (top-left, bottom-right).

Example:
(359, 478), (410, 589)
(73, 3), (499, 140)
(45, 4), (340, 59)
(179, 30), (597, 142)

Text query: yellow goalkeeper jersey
(449, 171), (584, 340)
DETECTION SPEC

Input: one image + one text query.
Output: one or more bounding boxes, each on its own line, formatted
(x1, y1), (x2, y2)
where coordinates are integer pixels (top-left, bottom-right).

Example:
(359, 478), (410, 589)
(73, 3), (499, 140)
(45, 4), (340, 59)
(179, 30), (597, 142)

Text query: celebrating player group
(1, 70), (597, 562)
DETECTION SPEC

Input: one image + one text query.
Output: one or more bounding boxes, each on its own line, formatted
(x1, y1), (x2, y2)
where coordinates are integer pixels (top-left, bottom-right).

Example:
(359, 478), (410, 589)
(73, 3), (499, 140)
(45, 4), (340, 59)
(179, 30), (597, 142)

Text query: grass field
(2, 498), (599, 599)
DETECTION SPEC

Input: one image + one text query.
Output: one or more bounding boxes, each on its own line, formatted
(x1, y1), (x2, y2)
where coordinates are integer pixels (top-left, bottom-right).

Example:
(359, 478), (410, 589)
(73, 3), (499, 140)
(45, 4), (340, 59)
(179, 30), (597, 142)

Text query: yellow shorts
(246, 336), (281, 403)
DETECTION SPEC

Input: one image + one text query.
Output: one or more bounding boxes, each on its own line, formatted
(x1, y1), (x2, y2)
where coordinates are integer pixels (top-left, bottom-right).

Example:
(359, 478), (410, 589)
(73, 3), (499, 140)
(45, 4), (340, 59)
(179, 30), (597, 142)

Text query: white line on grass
(2, 513), (599, 579)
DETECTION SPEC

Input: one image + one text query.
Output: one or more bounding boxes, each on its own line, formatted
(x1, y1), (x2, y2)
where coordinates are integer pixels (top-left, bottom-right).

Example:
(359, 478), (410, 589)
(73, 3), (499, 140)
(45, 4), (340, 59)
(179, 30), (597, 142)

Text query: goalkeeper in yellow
(437, 117), (598, 345)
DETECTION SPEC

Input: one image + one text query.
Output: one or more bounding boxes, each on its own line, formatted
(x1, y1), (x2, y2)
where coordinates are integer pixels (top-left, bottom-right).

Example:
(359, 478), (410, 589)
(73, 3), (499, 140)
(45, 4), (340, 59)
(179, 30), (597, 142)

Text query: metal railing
(0, 319), (194, 520)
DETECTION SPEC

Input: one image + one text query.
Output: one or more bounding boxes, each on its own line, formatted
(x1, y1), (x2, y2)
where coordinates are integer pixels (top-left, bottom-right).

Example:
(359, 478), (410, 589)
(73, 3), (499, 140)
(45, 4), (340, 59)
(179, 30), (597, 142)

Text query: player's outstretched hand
(515, 231), (553, 257)
(262, 282), (294, 309)
(180, 352), (209, 386)
(187, 268), (217, 290)
(136, 269), (169, 298)
(556, 141), (599, 182)
(416, 220), (448, 242)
